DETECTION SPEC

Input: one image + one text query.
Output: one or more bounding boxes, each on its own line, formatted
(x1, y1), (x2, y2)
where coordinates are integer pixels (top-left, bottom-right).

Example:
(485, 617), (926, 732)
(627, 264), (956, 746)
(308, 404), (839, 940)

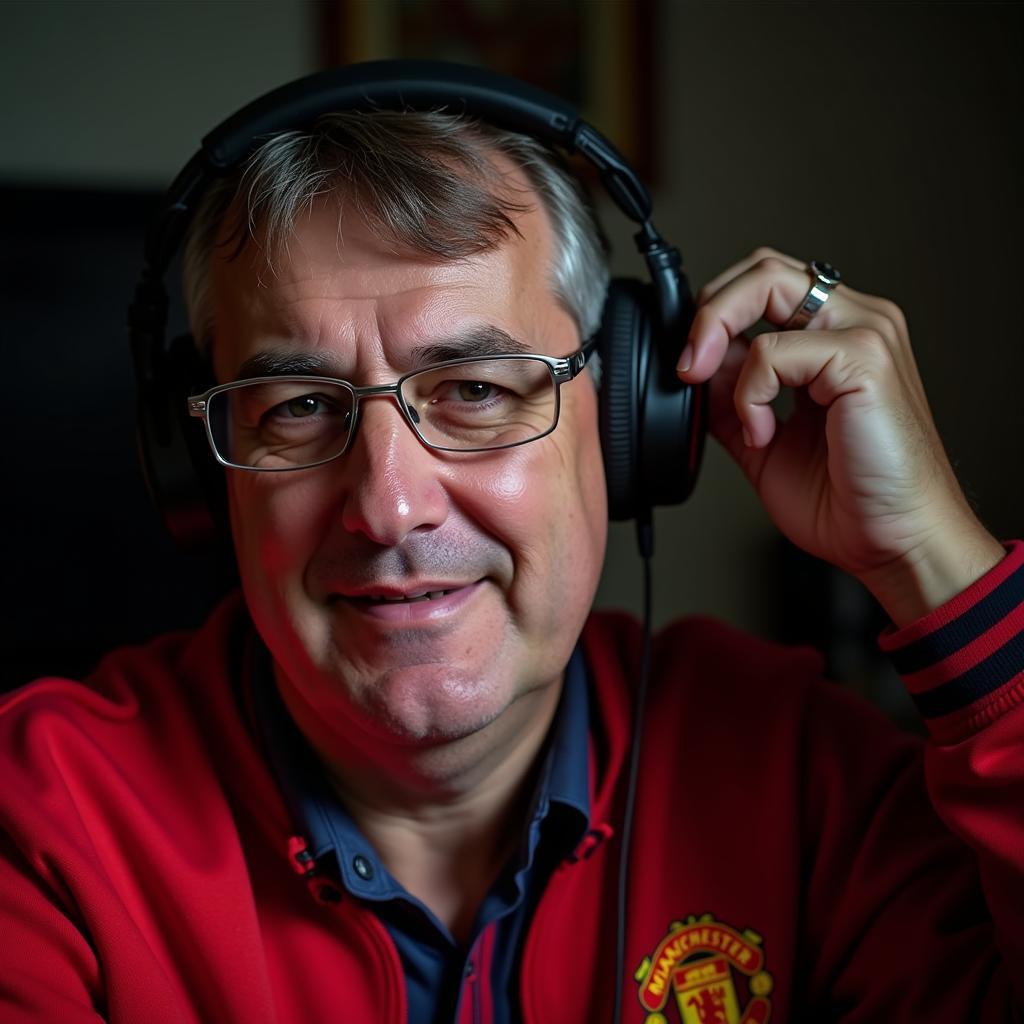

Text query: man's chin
(352, 664), (513, 746)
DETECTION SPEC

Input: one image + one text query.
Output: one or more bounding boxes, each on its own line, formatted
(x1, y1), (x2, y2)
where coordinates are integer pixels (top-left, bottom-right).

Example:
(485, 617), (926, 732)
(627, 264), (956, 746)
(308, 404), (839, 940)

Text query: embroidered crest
(634, 914), (773, 1023)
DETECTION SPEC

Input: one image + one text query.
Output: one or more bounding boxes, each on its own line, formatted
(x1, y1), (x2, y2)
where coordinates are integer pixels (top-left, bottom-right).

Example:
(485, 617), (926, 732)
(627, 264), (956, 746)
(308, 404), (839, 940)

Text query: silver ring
(784, 260), (842, 329)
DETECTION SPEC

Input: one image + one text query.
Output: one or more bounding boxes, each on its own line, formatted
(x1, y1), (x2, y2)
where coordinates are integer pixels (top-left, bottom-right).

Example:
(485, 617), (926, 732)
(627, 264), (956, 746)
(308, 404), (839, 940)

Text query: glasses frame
(187, 346), (593, 472)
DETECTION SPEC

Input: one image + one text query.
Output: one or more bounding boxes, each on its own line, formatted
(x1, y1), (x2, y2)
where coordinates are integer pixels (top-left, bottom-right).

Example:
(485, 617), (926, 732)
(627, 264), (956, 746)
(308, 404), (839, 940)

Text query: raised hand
(679, 248), (1004, 624)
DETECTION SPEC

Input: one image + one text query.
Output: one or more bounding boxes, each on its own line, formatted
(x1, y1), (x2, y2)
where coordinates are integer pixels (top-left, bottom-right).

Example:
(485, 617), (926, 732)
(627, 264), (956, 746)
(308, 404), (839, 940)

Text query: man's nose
(335, 396), (449, 546)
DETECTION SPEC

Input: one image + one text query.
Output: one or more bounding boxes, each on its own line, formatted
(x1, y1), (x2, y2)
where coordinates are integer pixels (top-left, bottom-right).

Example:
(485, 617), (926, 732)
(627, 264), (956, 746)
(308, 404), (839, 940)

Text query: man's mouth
(326, 580), (487, 621)
(356, 589), (460, 605)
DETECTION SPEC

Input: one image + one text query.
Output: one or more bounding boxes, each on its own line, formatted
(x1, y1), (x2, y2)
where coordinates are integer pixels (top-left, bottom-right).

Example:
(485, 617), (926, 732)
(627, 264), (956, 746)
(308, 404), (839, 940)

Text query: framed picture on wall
(321, 0), (656, 181)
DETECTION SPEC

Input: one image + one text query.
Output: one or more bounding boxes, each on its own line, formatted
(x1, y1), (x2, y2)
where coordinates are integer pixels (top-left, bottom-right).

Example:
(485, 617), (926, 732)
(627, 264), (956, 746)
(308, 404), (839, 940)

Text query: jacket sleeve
(880, 539), (1024, 1006)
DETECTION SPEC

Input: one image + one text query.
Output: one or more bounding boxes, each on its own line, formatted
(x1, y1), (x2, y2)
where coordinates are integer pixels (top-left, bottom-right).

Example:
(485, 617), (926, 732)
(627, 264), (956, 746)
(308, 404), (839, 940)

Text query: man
(1, 93), (1021, 1023)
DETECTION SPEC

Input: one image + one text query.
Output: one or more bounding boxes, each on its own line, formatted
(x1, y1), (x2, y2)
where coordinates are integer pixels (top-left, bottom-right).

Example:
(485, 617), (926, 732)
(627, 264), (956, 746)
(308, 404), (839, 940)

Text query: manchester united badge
(634, 914), (773, 1024)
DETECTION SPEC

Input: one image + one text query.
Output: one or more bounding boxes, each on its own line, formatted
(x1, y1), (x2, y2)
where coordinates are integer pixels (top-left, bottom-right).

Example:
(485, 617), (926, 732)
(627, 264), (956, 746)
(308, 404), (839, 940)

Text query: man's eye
(456, 381), (495, 402)
(282, 395), (324, 417)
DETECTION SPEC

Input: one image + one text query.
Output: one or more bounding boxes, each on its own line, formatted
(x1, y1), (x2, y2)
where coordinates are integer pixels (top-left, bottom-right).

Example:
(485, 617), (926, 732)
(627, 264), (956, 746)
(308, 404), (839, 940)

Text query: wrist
(858, 524), (1006, 627)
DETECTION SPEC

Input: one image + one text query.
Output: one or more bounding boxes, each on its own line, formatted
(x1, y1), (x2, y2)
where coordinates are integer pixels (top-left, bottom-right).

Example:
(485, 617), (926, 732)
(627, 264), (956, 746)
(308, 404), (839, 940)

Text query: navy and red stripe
(882, 541), (1024, 730)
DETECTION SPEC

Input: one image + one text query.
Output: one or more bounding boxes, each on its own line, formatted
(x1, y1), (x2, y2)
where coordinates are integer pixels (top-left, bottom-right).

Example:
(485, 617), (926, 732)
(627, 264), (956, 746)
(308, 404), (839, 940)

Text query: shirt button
(353, 854), (374, 881)
(464, 959), (475, 980)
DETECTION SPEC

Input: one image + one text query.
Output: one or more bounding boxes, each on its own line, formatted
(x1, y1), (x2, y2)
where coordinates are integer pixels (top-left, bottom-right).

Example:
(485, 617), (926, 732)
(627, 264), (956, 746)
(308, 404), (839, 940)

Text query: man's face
(208, 167), (607, 768)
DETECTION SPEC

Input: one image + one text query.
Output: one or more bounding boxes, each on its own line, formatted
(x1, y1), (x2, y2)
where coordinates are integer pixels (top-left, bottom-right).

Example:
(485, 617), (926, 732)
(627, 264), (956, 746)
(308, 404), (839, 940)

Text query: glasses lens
(207, 379), (354, 468)
(401, 357), (557, 451)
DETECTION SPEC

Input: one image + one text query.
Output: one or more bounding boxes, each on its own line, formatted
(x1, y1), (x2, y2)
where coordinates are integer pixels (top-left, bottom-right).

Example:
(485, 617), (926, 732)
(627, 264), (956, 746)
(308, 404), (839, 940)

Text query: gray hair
(181, 110), (610, 353)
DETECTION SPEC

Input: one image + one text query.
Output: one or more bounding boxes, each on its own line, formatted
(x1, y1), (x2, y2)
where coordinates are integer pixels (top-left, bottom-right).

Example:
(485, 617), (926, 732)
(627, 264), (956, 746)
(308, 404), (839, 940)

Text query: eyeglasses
(187, 348), (592, 471)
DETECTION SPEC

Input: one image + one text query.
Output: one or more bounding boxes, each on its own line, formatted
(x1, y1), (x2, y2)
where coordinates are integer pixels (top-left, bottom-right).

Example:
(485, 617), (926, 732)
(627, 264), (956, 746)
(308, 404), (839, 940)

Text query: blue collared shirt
(252, 644), (591, 1024)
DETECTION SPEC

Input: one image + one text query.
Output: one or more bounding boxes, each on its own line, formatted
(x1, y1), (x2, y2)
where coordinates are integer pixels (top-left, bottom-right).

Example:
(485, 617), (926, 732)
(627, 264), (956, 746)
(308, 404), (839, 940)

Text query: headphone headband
(145, 59), (653, 273)
(204, 60), (580, 165)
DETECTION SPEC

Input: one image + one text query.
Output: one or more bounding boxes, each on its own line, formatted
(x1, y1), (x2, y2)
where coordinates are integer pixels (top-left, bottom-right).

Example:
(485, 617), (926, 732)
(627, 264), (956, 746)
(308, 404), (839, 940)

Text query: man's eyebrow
(234, 350), (345, 380)
(410, 327), (531, 365)
(233, 327), (530, 381)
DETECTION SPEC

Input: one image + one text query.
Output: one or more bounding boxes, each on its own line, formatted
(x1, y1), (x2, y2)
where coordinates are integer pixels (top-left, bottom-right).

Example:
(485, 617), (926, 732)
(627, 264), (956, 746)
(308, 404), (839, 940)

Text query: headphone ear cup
(597, 278), (707, 521)
(135, 333), (227, 548)
(597, 279), (646, 521)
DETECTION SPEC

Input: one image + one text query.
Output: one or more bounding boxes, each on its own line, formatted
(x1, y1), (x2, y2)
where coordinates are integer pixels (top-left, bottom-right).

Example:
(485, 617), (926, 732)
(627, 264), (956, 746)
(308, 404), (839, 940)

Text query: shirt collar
(252, 641), (591, 899)
(533, 644), (590, 820)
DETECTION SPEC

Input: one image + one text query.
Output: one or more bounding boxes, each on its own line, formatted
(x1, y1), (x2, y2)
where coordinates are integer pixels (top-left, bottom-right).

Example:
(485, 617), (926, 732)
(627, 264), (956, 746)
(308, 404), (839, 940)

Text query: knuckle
(749, 245), (781, 263)
(847, 326), (893, 364)
(748, 332), (778, 362)
(752, 254), (787, 278)
(875, 297), (908, 335)
(865, 310), (902, 347)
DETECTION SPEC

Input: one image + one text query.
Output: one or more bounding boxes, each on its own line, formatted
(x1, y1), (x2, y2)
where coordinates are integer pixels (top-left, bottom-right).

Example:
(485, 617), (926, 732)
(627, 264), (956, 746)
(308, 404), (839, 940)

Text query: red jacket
(2, 544), (1022, 1022)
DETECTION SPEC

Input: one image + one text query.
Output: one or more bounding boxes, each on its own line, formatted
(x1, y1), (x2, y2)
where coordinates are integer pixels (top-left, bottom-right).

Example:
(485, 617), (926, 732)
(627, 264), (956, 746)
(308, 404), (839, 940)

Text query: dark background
(3, 2), (1022, 721)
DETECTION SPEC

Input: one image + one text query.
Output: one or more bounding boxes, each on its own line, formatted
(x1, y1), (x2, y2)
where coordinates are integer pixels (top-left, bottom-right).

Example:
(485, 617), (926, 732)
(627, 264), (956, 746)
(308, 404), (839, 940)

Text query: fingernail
(742, 427), (753, 447)
(677, 344), (693, 374)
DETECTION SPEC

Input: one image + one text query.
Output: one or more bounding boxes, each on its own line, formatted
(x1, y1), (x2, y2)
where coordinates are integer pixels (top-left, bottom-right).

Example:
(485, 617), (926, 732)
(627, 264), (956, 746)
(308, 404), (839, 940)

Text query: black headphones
(128, 59), (706, 547)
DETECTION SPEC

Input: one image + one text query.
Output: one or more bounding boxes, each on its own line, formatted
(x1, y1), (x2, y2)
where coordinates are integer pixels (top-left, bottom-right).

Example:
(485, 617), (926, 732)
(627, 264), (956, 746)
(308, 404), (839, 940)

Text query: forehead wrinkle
(261, 276), (468, 356)
(214, 181), (567, 384)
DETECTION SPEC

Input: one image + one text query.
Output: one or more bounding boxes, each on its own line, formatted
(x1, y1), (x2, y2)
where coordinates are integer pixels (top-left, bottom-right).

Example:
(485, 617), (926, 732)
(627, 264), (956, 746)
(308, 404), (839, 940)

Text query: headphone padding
(137, 333), (226, 547)
(598, 279), (648, 521)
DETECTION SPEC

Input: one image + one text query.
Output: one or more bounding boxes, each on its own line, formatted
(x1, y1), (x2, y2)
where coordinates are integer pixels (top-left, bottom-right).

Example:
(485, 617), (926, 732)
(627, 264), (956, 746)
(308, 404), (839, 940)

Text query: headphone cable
(613, 511), (655, 1024)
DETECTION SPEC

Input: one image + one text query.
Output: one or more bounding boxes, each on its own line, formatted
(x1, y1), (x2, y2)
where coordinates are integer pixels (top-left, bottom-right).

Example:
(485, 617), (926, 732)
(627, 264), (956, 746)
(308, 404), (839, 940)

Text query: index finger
(681, 255), (843, 382)
(697, 247), (804, 305)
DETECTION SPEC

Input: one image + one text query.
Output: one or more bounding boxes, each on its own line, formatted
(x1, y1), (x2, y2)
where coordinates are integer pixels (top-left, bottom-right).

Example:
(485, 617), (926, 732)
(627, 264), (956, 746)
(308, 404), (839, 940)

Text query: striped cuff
(880, 541), (1024, 737)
